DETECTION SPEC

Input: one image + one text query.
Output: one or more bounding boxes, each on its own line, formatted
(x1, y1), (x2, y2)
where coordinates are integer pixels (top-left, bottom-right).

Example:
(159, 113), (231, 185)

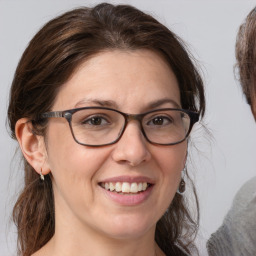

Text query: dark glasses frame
(40, 107), (199, 147)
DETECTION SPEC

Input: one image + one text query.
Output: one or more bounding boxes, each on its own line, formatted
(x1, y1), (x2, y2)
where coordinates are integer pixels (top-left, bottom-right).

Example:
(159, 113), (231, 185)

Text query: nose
(111, 121), (151, 166)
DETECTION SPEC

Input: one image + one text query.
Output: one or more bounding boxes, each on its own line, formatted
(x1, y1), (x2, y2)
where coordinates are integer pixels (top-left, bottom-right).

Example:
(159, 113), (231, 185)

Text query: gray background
(1, 0), (256, 255)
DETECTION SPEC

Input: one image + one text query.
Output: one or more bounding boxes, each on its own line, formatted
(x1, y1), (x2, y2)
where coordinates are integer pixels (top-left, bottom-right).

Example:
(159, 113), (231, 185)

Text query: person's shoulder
(207, 176), (256, 256)
(237, 176), (256, 192)
(232, 176), (256, 208)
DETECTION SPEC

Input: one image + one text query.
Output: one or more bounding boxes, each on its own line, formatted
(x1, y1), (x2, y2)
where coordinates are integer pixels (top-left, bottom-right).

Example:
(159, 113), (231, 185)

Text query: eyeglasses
(40, 107), (199, 147)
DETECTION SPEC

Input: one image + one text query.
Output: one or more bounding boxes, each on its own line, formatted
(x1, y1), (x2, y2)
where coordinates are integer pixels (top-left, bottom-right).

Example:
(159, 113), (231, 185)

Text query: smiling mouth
(99, 182), (152, 194)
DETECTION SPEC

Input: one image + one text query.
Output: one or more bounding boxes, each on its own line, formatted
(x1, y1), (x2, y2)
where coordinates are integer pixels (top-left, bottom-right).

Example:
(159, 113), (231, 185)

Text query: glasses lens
(71, 108), (125, 146)
(143, 110), (191, 144)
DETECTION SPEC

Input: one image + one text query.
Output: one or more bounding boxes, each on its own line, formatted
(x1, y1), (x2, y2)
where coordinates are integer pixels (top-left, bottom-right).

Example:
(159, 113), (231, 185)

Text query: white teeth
(104, 183), (109, 190)
(122, 182), (130, 193)
(101, 181), (150, 193)
(109, 182), (115, 191)
(115, 182), (122, 192)
(130, 183), (138, 193)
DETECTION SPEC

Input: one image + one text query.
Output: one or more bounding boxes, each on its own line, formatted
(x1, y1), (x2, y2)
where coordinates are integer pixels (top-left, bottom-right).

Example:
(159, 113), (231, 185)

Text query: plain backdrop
(1, 0), (256, 255)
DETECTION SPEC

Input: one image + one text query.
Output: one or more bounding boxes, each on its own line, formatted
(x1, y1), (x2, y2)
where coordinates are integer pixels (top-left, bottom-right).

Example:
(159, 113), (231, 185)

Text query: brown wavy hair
(7, 3), (205, 256)
(235, 6), (256, 117)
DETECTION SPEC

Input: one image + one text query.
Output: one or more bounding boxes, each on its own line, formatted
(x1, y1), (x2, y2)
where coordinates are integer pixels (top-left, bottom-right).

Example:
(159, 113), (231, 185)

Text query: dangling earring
(177, 168), (186, 195)
(40, 169), (45, 181)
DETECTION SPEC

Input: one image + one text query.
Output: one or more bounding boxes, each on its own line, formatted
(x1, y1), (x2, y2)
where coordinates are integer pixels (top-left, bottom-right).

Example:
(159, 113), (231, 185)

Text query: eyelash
(81, 115), (110, 125)
(146, 116), (173, 126)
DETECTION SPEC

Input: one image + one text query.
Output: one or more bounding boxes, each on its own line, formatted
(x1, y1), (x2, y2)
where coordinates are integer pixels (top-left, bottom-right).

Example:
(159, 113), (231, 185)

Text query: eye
(82, 116), (110, 126)
(147, 116), (173, 126)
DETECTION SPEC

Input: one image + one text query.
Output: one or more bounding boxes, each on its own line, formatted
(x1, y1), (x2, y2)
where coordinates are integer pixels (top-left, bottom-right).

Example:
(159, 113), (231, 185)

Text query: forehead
(53, 49), (181, 111)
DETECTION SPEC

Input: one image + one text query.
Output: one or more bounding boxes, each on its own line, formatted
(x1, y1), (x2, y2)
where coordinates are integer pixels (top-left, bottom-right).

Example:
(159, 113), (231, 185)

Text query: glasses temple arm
(40, 111), (64, 118)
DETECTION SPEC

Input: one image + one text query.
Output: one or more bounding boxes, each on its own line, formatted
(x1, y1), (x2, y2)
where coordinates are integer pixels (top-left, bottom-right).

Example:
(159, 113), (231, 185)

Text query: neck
(44, 235), (159, 256)
(37, 218), (162, 256)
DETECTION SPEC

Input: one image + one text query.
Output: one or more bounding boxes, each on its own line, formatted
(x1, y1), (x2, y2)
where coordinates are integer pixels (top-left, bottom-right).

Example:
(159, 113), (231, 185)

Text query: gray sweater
(207, 177), (256, 256)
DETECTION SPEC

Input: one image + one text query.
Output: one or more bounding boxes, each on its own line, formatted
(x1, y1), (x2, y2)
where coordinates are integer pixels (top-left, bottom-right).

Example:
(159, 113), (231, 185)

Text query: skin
(16, 49), (187, 256)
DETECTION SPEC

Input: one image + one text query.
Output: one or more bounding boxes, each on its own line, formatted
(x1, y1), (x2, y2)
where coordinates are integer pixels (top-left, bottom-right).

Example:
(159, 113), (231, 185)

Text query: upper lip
(99, 175), (155, 184)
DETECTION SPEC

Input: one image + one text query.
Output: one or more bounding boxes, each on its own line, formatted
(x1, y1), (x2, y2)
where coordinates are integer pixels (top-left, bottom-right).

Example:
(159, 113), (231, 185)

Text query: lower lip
(100, 185), (154, 206)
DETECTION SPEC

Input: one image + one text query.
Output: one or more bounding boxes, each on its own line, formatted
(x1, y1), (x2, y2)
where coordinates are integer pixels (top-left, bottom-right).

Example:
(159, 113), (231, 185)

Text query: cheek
(45, 121), (110, 188)
(45, 126), (113, 215)
(152, 142), (187, 191)
(147, 143), (187, 217)
(155, 142), (186, 173)
(48, 144), (109, 183)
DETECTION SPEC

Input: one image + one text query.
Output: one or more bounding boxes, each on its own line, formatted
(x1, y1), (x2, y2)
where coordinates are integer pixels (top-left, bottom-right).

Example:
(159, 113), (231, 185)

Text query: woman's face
(43, 50), (187, 240)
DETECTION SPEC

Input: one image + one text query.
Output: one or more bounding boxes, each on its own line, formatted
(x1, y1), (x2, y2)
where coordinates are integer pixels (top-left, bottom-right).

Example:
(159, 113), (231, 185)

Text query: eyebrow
(74, 99), (118, 109)
(74, 98), (181, 110)
(146, 98), (181, 109)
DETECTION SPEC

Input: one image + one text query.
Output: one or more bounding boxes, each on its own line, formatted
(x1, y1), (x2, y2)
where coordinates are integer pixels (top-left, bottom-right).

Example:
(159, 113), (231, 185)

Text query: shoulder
(232, 176), (256, 208)
(207, 176), (256, 256)
(223, 176), (256, 220)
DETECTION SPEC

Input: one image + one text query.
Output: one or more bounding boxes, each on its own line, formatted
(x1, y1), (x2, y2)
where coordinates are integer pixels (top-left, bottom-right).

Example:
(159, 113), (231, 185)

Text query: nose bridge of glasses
(124, 113), (145, 132)
(126, 113), (143, 122)
(120, 113), (144, 137)
(118, 113), (148, 146)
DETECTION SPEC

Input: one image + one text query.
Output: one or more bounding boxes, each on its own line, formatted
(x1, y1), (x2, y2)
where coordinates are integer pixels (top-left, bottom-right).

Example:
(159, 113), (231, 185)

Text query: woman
(8, 3), (205, 256)
(207, 6), (256, 256)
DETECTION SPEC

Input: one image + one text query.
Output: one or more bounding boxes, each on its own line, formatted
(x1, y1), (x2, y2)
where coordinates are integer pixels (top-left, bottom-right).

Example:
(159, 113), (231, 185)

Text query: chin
(100, 213), (157, 240)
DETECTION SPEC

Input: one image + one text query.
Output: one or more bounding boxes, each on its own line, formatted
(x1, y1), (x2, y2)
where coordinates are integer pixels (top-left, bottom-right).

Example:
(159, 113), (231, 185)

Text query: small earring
(177, 168), (186, 195)
(177, 179), (186, 195)
(40, 169), (45, 181)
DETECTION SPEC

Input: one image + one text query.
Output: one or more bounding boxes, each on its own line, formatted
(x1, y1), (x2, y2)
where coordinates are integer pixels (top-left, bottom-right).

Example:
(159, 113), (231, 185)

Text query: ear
(15, 118), (51, 176)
